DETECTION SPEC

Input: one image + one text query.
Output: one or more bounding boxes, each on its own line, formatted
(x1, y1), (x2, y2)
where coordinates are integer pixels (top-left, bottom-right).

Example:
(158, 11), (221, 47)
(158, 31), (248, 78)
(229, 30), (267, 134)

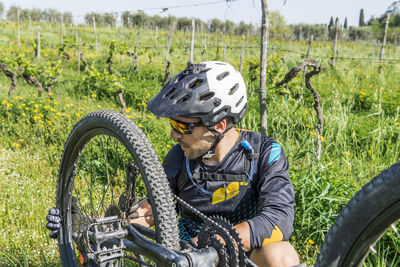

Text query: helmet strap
(201, 125), (234, 160)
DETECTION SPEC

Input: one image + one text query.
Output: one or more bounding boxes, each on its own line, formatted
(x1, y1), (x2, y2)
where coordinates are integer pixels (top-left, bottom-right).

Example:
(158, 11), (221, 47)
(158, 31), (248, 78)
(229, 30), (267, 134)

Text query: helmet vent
(236, 96), (244, 107)
(176, 95), (190, 104)
(216, 71), (230, 81)
(165, 87), (176, 98)
(189, 79), (204, 89)
(200, 92), (215, 102)
(229, 83), (239, 95)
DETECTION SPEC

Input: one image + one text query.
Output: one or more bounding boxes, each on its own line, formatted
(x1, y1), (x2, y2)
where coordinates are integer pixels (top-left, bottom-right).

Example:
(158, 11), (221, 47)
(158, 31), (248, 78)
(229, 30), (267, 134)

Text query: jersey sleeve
(246, 141), (295, 249)
(162, 144), (184, 195)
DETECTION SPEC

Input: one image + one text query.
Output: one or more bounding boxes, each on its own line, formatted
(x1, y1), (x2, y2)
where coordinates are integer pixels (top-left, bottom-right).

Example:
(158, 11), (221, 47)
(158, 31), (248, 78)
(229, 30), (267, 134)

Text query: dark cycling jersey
(162, 129), (295, 249)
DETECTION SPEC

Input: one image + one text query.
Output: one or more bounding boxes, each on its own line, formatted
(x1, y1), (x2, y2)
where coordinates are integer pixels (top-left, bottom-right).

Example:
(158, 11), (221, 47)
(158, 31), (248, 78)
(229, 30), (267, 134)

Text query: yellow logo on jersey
(211, 181), (248, 205)
(262, 225), (283, 245)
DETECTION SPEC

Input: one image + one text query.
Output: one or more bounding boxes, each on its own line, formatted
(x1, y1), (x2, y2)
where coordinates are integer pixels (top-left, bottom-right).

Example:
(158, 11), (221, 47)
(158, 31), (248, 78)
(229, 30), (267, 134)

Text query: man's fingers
(46, 214), (61, 223)
(46, 222), (61, 231)
(49, 230), (59, 239)
(48, 207), (60, 216)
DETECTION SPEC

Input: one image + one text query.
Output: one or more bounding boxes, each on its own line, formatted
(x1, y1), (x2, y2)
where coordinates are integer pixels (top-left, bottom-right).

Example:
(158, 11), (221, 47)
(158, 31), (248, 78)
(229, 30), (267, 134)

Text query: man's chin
(183, 150), (202, 160)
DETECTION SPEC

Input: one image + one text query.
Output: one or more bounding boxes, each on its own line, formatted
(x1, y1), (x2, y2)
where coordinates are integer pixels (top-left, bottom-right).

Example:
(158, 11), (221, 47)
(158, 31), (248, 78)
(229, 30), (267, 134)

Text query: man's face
(170, 116), (215, 159)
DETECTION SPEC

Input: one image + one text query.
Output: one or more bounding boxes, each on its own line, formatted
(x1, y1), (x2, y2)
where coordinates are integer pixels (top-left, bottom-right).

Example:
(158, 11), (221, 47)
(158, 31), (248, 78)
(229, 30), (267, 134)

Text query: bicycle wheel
(56, 110), (180, 266)
(315, 161), (400, 267)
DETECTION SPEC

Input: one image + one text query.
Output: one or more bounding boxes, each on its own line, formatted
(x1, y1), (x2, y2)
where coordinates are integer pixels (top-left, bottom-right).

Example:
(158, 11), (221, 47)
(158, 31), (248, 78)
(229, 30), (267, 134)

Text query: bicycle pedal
(83, 216), (128, 264)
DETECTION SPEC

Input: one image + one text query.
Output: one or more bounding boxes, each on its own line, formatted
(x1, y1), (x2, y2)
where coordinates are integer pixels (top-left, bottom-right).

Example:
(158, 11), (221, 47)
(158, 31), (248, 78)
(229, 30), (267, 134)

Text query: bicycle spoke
(369, 245), (392, 267)
(97, 135), (112, 216)
(72, 183), (92, 220)
(391, 224), (400, 239)
(76, 168), (100, 217)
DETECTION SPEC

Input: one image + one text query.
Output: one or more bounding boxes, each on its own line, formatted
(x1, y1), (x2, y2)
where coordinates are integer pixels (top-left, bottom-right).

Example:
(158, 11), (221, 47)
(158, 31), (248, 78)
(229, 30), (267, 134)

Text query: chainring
(197, 216), (247, 267)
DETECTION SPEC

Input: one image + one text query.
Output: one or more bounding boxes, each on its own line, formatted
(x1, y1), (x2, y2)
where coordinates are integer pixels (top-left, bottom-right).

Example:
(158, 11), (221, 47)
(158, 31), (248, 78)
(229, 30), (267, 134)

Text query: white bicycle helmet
(147, 61), (247, 126)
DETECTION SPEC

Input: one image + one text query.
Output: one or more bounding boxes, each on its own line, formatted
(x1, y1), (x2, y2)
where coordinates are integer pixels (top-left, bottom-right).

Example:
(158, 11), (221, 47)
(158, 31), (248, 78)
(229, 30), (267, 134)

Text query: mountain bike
(56, 110), (257, 267)
(56, 110), (400, 266)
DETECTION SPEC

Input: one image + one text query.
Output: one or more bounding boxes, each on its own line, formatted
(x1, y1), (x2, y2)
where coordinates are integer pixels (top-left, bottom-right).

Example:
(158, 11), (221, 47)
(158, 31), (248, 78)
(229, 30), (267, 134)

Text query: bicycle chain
(172, 192), (242, 267)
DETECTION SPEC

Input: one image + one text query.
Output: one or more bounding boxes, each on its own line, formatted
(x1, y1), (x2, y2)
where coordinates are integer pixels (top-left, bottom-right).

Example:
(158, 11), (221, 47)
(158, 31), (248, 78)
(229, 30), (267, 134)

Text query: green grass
(0, 20), (399, 265)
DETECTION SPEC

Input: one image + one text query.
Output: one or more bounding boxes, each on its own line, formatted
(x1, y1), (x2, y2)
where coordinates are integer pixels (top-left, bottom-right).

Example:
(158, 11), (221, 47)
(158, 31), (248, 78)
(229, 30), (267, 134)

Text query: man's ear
(213, 119), (227, 134)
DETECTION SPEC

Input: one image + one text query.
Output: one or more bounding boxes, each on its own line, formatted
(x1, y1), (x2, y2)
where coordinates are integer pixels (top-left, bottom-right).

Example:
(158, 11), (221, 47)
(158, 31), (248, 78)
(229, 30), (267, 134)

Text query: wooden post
(239, 35), (245, 73)
(190, 19), (195, 62)
(380, 14), (390, 63)
(93, 17), (98, 52)
(155, 26), (158, 48)
(332, 18), (339, 66)
(17, 9), (21, 49)
(165, 22), (175, 65)
(60, 15), (64, 45)
(78, 38), (81, 74)
(37, 26), (41, 59)
(260, 0), (269, 136)
(223, 44), (227, 62)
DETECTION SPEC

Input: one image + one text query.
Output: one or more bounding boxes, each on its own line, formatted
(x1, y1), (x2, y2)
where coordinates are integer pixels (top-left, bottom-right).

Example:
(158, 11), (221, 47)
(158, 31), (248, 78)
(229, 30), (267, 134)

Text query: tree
(359, 8), (366, 26)
(344, 17), (348, 29)
(63, 12), (73, 24)
(84, 12), (102, 26)
(0, 2), (4, 18)
(30, 8), (42, 22)
(209, 18), (223, 33)
(103, 13), (116, 27)
(41, 9), (61, 23)
(328, 16), (334, 31)
(223, 20), (235, 34)
(6, 5), (19, 21)
(268, 10), (290, 40)
(130, 11), (148, 27)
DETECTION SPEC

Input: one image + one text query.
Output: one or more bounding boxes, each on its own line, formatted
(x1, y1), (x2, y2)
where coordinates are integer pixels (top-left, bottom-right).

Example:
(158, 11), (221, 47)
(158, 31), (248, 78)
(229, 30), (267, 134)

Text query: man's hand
(128, 198), (154, 227)
(46, 207), (61, 239)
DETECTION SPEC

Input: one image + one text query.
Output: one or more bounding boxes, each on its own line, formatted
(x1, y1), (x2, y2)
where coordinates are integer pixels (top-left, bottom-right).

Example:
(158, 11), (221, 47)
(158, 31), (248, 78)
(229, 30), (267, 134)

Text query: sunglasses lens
(170, 119), (191, 134)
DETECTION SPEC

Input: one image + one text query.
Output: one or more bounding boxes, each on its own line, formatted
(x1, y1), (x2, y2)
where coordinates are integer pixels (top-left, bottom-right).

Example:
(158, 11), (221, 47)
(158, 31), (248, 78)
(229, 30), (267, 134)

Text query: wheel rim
(344, 201), (400, 267)
(62, 129), (158, 266)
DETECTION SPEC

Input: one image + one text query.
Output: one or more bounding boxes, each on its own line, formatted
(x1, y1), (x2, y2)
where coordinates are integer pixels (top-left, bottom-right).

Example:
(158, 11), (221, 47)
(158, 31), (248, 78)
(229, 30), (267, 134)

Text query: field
(0, 20), (399, 266)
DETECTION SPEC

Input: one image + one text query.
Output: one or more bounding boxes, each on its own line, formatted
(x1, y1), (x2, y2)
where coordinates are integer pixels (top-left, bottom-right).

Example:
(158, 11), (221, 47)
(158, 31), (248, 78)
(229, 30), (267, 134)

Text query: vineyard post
(93, 17), (98, 52)
(332, 18), (339, 66)
(223, 44), (227, 62)
(74, 26), (78, 57)
(17, 8), (21, 48)
(247, 29), (249, 48)
(260, 0), (269, 136)
(60, 15), (63, 45)
(155, 26), (158, 48)
(78, 38), (81, 75)
(37, 26), (40, 59)
(190, 19), (195, 62)
(239, 35), (245, 73)
(380, 14), (390, 64)
(165, 22), (175, 68)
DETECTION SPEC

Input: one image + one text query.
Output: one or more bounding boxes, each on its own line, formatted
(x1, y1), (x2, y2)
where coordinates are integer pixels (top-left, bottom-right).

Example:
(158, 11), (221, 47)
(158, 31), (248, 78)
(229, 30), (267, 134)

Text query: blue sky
(1, 0), (395, 26)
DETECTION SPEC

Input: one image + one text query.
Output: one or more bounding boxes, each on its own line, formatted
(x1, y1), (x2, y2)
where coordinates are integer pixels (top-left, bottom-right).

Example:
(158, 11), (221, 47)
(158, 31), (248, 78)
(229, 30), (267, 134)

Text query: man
(145, 61), (300, 266)
(47, 61), (300, 266)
